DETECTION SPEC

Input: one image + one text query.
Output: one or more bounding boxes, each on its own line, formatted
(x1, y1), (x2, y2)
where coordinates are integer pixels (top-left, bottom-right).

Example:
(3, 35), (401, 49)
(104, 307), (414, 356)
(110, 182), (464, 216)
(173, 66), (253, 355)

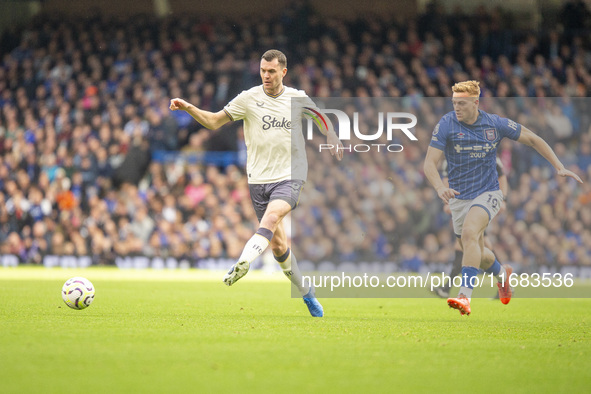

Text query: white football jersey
(223, 85), (319, 184)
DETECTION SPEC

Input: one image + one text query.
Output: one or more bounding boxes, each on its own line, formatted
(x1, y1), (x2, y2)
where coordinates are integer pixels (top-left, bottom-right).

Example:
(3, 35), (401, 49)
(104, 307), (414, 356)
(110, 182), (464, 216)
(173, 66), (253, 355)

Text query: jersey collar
(458, 110), (482, 127)
(263, 85), (285, 98)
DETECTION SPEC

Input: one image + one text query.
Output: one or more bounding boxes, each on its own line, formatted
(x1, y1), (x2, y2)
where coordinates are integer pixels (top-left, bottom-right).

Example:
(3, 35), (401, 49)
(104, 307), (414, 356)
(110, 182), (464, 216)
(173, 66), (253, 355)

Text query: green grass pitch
(1, 267), (589, 393)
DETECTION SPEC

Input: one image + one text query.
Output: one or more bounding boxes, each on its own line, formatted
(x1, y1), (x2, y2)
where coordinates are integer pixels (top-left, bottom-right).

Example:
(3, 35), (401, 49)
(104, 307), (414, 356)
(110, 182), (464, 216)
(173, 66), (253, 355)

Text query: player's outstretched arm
(517, 127), (583, 183)
(169, 98), (231, 130)
(311, 111), (343, 161)
(496, 159), (509, 212)
(424, 146), (460, 204)
(497, 164), (509, 198)
(322, 115), (344, 161)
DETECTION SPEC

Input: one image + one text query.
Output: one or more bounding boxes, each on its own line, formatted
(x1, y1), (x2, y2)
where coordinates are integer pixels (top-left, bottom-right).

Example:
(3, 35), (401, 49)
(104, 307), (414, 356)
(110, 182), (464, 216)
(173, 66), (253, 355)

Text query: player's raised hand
(169, 98), (190, 111)
(557, 168), (583, 184)
(436, 187), (460, 204)
(327, 131), (344, 161)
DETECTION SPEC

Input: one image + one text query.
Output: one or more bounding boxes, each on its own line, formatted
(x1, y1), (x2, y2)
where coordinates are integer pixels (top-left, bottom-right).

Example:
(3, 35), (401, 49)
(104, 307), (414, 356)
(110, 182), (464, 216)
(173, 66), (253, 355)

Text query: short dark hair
(261, 49), (287, 68)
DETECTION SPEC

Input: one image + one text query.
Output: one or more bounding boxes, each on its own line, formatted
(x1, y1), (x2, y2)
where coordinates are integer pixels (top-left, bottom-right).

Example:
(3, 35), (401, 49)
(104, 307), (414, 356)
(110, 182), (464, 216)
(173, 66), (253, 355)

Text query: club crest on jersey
(484, 128), (497, 141)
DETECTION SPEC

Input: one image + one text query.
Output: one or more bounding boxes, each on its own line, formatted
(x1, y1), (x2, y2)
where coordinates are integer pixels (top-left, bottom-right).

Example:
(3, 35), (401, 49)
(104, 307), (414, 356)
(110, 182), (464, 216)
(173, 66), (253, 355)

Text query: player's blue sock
(459, 266), (479, 300)
(484, 259), (506, 282)
(484, 260), (501, 276)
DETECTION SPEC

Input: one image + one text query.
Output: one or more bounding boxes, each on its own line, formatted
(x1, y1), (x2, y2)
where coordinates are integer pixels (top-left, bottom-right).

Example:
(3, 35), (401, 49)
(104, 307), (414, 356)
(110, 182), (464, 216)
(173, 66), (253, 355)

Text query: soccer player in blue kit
(424, 80), (582, 316)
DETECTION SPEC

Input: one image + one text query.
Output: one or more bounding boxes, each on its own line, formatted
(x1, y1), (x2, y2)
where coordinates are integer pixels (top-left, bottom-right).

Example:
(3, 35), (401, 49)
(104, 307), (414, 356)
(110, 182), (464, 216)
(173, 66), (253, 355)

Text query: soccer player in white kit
(170, 50), (342, 317)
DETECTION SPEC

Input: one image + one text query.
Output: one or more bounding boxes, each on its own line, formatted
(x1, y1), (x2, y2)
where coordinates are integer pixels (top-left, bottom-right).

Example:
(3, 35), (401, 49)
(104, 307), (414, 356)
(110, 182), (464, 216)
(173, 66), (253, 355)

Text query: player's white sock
(458, 287), (473, 302)
(459, 266), (478, 302)
(238, 228), (273, 264)
(276, 248), (309, 296)
(496, 265), (507, 282)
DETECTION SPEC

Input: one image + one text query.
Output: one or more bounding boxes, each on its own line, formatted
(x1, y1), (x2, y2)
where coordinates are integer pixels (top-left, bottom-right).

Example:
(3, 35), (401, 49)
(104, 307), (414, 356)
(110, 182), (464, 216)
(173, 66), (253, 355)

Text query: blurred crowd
(0, 2), (590, 268)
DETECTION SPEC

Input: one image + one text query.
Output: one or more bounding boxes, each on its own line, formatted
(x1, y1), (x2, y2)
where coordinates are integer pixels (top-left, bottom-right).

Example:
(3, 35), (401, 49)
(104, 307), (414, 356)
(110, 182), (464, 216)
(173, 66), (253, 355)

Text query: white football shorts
(449, 189), (504, 237)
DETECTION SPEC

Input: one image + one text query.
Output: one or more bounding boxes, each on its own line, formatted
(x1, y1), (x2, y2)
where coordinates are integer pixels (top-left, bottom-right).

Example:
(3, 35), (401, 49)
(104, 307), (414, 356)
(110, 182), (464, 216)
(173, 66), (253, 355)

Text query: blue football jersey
(429, 110), (521, 200)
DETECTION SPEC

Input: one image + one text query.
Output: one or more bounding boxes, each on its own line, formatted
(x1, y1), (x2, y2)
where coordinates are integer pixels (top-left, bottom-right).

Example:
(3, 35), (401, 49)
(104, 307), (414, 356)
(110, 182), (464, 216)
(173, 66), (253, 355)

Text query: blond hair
(452, 80), (480, 97)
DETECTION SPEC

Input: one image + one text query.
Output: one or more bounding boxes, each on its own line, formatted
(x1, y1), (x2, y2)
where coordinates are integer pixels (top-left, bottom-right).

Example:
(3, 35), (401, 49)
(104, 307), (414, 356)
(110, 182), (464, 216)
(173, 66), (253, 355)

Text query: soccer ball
(62, 277), (95, 310)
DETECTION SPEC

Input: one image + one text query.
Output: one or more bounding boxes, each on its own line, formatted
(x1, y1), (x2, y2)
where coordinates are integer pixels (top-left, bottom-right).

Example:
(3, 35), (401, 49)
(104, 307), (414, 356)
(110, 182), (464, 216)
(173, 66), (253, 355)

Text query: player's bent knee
(261, 212), (281, 227)
(460, 229), (479, 245)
